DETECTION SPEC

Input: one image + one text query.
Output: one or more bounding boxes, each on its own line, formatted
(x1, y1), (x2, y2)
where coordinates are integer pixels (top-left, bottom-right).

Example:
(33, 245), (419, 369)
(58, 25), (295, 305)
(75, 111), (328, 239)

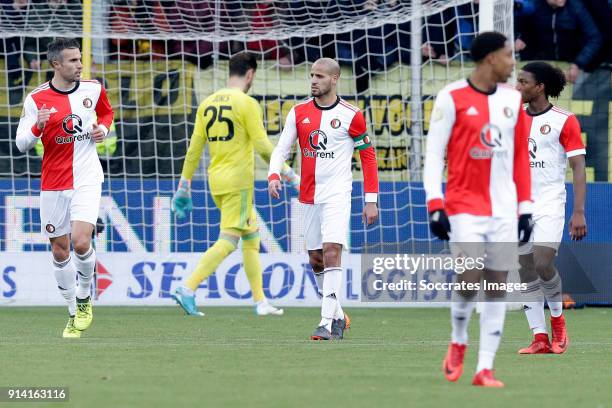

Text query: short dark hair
(522, 61), (567, 98)
(229, 52), (257, 77)
(470, 31), (508, 62)
(47, 38), (80, 65)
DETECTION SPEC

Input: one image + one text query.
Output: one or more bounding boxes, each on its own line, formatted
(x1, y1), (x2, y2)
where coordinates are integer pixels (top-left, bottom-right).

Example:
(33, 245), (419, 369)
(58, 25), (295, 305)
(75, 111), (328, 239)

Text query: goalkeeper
(171, 52), (299, 316)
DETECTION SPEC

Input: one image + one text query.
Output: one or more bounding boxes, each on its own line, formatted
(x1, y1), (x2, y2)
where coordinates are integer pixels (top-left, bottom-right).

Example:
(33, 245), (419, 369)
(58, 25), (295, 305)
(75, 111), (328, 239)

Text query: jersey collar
(466, 78), (497, 95)
(313, 96), (340, 110)
(526, 103), (554, 117)
(49, 80), (80, 95)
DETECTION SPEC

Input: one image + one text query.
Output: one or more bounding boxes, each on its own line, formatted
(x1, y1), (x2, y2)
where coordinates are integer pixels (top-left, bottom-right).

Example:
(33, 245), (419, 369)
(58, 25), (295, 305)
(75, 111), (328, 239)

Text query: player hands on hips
(268, 58), (380, 341)
(423, 32), (534, 387)
(170, 53), (295, 317)
(514, 62), (587, 355)
(15, 38), (115, 338)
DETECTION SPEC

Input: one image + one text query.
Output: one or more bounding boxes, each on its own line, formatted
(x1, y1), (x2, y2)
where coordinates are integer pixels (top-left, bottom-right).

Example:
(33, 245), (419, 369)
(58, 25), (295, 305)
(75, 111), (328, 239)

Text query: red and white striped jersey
(525, 105), (585, 215)
(16, 80), (114, 191)
(269, 97), (379, 204)
(424, 79), (532, 218)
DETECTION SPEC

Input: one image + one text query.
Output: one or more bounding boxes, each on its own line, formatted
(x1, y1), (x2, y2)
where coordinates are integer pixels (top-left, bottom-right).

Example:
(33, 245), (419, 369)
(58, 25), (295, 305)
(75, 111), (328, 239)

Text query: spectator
(1, 0), (81, 101)
(172, 0), (215, 67)
(30, 0), (81, 27)
(514, 0), (536, 53)
(281, 1), (341, 64)
(518, 0), (603, 82)
(333, 0), (408, 93)
(22, 0), (85, 73)
(0, 0), (31, 104)
(220, 0), (252, 56)
(109, 0), (165, 60)
(422, 2), (477, 63)
(361, 0), (408, 71)
(245, 0), (292, 67)
(582, 0), (612, 66)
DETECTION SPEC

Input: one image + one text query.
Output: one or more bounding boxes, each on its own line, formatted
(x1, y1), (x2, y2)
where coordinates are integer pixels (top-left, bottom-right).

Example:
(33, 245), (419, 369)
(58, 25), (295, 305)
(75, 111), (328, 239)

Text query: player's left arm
(514, 105), (534, 243)
(570, 0), (602, 74)
(350, 110), (379, 225)
(513, 106), (533, 214)
(561, 114), (587, 240)
(92, 84), (115, 143)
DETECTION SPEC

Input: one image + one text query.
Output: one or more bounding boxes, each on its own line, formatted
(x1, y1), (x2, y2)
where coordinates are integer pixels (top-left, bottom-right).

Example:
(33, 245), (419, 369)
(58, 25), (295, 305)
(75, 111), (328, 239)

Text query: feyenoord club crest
(503, 107), (513, 118)
(83, 97), (93, 108)
(330, 118), (341, 129)
(540, 124), (551, 135)
(45, 224), (56, 233)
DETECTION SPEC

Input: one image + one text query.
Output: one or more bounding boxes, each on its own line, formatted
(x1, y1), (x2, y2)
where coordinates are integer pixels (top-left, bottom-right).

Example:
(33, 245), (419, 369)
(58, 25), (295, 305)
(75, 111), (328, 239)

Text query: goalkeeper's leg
(185, 231), (240, 291)
(173, 231), (239, 316)
(173, 192), (243, 315)
(242, 228), (283, 316)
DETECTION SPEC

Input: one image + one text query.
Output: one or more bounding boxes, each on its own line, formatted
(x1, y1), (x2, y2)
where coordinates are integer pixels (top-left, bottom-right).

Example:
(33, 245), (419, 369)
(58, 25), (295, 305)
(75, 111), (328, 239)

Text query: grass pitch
(0, 307), (610, 408)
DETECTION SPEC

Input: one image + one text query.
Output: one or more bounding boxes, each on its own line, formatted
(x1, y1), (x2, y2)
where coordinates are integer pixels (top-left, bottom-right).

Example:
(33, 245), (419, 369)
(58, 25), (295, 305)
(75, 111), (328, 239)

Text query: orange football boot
(442, 342), (466, 382)
(518, 333), (552, 354)
(472, 369), (504, 387)
(551, 315), (569, 354)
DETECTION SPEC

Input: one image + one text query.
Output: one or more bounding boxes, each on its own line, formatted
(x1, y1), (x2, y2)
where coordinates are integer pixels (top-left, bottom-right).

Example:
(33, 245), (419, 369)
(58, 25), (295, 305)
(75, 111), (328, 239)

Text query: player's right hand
(569, 211), (587, 240)
(268, 179), (282, 199)
(36, 103), (52, 131)
(429, 209), (450, 241)
(171, 178), (193, 219)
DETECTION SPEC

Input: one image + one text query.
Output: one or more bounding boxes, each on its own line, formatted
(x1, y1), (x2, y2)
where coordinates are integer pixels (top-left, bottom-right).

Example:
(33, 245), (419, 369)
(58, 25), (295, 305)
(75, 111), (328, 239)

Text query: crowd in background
(1, 0), (612, 91)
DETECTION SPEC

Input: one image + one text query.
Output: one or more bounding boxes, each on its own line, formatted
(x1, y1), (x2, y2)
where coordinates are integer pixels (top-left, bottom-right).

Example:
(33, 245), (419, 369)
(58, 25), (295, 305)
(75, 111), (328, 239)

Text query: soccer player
(15, 38), (114, 338)
(268, 58), (379, 340)
(515, 62), (587, 354)
(171, 52), (298, 316)
(424, 32), (533, 387)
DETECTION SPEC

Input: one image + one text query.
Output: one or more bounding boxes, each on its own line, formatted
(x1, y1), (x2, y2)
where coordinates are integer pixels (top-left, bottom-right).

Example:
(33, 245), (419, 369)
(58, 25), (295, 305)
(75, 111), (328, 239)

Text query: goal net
(0, 0), (514, 256)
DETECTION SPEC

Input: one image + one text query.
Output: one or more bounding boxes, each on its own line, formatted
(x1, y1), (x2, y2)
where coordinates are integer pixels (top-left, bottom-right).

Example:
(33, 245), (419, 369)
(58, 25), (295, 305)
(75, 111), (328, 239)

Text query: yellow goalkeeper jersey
(181, 87), (274, 195)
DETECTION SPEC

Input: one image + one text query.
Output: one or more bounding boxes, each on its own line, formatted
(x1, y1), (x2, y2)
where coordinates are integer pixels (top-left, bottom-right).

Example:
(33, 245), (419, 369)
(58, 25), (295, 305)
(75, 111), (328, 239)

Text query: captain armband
(354, 133), (372, 151)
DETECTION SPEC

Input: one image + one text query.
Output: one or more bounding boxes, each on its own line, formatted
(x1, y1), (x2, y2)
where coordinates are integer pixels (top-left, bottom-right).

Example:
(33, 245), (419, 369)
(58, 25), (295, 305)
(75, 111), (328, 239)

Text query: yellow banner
(0, 60), (195, 118)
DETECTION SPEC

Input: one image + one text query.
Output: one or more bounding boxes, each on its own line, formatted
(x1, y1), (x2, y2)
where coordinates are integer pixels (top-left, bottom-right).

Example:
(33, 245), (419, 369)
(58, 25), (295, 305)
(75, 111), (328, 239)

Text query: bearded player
(16, 38), (114, 338)
(515, 62), (587, 355)
(268, 58), (379, 340)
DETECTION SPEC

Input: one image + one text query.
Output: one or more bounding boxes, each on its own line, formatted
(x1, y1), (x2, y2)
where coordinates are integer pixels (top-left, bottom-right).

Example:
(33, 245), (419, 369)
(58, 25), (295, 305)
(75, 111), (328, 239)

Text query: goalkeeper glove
(429, 209), (451, 241)
(518, 213), (534, 243)
(171, 177), (193, 219)
(281, 163), (300, 194)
